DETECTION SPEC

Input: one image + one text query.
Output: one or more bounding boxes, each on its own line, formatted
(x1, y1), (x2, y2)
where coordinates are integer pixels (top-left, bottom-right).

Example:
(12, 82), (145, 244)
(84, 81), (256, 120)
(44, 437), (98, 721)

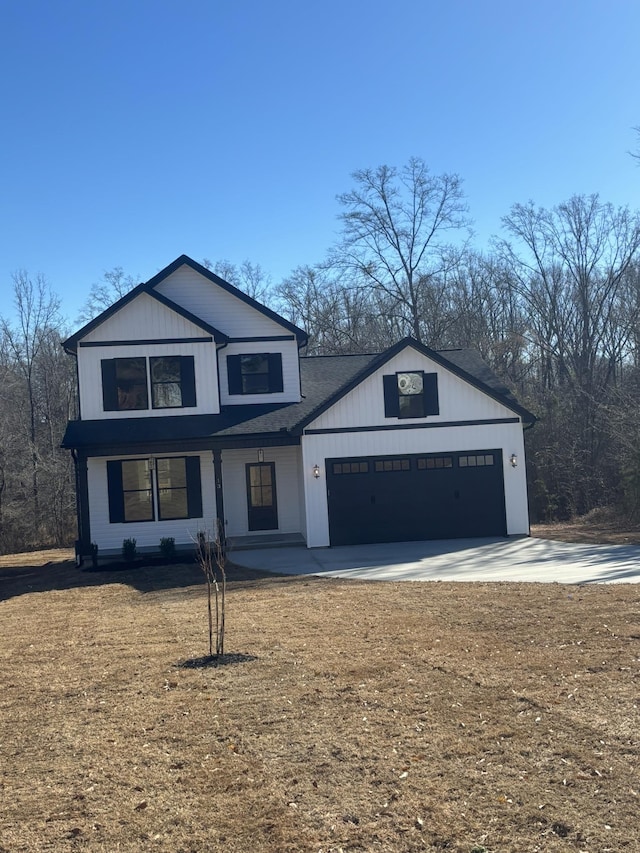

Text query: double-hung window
(227, 353), (284, 395)
(383, 371), (439, 419)
(101, 356), (196, 411)
(107, 456), (202, 523)
(101, 357), (149, 411)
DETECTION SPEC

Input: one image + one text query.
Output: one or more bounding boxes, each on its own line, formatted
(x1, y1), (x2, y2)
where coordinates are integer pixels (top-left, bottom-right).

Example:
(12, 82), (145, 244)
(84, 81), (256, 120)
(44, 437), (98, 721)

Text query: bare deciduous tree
(332, 157), (470, 342)
(202, 258), (273, 305)
(77, 267), (138, 323)
(0, 273), (75, 551)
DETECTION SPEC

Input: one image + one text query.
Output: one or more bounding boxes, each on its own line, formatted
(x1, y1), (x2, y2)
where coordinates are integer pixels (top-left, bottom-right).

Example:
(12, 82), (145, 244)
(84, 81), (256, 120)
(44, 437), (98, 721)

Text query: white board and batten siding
(77, 292), (220, 420)
(309, 349), (518, 430)
(221, 446), (303, 538)
(87, 452), (216, 553)
(153, 265), (289, 339)
(300, 348), (530, 547)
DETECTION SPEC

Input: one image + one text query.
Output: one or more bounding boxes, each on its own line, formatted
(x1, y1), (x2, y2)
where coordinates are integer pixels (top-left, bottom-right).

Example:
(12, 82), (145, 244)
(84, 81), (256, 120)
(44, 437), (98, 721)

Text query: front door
(246, 462), (278, 531)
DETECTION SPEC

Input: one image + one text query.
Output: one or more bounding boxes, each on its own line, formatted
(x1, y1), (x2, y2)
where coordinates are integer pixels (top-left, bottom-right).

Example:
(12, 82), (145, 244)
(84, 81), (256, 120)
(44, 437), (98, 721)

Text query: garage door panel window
(332, 461), (369, 474)
(383, 371), (439, 419)
(417, 456), (453, 470)
(459, 454), (494, 467)
(374, 458), (410, 472)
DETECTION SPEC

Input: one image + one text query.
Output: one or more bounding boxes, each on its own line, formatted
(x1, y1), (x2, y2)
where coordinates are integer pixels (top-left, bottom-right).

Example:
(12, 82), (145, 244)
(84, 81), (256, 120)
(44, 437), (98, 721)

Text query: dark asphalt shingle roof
(62, 346), (534, 451)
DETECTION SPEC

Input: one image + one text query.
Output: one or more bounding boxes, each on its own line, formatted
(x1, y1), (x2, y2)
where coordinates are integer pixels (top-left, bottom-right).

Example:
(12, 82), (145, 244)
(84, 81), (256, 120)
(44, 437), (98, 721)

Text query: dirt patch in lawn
(532, 507), (640, 545)
(1, 550), (639, 852)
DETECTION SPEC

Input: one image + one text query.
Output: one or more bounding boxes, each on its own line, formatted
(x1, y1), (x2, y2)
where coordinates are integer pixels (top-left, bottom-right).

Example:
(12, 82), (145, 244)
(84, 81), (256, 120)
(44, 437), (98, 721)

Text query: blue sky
(2, 0), (639, 327)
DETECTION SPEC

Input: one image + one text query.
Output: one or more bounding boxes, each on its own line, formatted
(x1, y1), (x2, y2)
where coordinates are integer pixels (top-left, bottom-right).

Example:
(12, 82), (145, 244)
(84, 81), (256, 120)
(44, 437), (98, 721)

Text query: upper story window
(101, 356), (196, 412)
(151, 357), (184, 408)
(227, 353), (284, 395)
(383, 370), (439, 419)
(108, 357), (149, 410)
(398, 372), (425, 417)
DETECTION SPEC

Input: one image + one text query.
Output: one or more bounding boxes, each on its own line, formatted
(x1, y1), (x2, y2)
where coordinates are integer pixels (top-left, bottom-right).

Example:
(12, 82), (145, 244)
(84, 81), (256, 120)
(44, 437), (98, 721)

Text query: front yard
(0, 553), (638, 852)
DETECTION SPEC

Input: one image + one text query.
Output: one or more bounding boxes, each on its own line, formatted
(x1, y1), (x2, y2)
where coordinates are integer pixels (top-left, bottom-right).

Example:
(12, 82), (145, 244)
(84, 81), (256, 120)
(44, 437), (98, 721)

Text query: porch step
(227, 533), (306, 551)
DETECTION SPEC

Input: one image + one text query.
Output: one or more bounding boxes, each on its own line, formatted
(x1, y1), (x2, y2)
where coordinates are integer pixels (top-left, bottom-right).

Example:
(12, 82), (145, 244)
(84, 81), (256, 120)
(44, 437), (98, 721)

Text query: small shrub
(159, 536), (176, 560)
(122, 537), (137, 562)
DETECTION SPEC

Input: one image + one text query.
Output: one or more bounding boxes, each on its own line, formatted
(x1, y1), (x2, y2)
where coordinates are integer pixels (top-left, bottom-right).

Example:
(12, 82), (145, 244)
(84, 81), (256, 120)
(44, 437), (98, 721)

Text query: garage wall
(302, 423), (529, 547)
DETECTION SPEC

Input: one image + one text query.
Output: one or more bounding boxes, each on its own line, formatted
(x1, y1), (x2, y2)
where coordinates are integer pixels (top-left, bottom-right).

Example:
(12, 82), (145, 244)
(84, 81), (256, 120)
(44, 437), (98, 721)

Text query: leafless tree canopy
(0, 273), (76, 552)
(331, 157), (470, 341)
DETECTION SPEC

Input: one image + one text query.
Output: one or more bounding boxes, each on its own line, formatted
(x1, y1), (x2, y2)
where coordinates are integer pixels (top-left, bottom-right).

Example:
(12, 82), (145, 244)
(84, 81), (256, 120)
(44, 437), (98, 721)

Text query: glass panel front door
(246, 462), (278, 530)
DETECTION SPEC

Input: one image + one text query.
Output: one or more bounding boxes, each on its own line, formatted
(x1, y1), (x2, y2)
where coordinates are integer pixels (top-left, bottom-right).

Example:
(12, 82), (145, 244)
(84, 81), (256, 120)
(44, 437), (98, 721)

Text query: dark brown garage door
(326, 450), (506, 546)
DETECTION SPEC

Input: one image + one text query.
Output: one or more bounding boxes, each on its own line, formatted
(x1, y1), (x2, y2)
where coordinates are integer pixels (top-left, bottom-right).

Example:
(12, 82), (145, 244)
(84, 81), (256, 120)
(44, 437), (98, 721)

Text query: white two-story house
(62, 254), (535, 558)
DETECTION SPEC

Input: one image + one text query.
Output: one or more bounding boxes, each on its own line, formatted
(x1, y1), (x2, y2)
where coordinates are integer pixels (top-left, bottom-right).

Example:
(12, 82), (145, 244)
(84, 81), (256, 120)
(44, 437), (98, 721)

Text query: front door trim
(246, 461), (278, 531)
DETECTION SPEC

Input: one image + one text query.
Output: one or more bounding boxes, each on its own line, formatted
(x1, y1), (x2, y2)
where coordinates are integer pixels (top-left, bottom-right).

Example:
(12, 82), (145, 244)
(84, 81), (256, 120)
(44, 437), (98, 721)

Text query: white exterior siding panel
(88, 452), (215, 553)
(154, 266), (288, 337)
(308, 350), (517, 431)
(302, 423), (529, 547)
(221, 446), (303, 538)
(219, 340), (301, 405)
(78, 340), (219, 420)
(82, 292), (212, 343)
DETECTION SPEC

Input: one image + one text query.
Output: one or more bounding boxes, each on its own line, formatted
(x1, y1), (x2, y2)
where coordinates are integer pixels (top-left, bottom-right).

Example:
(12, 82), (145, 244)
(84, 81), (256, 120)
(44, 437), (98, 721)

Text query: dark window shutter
(423, 372), (439, 415)
(106, 460), (125, 523)
(383, 374), (400, 417)
(268, 353), (284, 392)
(101, 360), (118, 411)
(180, 356), (197, 407)
(185, 456), (203, 518)
(227, 355), (242, 395)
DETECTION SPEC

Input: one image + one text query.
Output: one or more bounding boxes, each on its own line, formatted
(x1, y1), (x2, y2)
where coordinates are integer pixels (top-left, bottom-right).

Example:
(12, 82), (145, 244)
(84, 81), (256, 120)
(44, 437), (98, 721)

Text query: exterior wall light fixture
(313, 464), (320, 479)
(509, 454), (518, 468)
(258, 449), (264, 463)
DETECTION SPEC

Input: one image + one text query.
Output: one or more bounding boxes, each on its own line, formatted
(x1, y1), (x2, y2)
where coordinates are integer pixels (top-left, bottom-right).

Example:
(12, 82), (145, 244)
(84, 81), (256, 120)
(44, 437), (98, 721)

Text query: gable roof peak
(145, 254), (307, 344)
(62, 253), (309, 352)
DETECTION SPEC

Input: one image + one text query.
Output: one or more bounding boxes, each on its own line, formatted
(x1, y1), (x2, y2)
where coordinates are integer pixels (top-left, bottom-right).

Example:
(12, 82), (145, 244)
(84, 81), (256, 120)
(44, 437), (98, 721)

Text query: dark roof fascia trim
(146, 255), (309, 345)
(303, 417), (521, 436)
(64, 434), (300, 456)
(226, 335), (296, 343)
(294, 338), (536, 432)
(62, 281), (228, 353)
(79, 336), (214, 348)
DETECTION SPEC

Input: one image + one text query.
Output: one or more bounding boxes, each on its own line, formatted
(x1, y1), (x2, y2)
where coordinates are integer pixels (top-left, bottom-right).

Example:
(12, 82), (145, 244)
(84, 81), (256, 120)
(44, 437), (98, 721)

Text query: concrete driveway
(234, 536), (640, 584)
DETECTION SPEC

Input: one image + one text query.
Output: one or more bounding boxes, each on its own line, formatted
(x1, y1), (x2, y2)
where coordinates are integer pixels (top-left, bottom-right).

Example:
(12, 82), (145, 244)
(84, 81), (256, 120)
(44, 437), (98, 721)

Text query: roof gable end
(146, 255), (308, 345)
(294, 337), (535, 430)
(63, 284), (227, 353)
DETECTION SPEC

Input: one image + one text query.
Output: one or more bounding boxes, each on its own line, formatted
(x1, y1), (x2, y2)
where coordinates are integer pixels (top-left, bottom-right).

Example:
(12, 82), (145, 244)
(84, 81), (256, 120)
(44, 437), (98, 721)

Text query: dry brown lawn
(1, 540), (639, 852)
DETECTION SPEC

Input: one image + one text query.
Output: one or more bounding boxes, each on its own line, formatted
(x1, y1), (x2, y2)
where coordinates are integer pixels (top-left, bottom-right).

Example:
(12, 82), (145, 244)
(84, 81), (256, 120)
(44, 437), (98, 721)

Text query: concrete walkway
(234, 536), (640, 584)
